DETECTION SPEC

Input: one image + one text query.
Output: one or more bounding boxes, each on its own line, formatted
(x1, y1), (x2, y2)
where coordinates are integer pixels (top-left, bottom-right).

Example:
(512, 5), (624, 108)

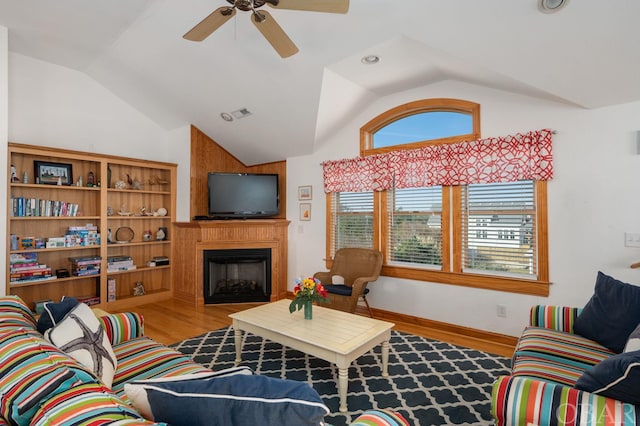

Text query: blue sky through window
(373, 111), (472, 148)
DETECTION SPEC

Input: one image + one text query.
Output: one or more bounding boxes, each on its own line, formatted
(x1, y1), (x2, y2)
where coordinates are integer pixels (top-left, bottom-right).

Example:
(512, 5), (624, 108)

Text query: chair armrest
(313, 271), (332, 285)
(97, 312), (145, 345)
(351, 276), (378, 296)
(529, 305), (582, 333)
(491, 376), (639, 426)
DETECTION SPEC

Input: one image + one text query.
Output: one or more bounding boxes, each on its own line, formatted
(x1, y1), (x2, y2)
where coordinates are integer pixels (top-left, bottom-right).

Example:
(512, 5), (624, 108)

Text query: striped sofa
(491, 305), (640, 426)
(0, 296), (408, 425)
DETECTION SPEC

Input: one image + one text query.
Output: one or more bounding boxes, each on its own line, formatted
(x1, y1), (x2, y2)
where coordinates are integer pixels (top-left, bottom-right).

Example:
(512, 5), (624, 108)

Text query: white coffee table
(229, 299), (394, 413)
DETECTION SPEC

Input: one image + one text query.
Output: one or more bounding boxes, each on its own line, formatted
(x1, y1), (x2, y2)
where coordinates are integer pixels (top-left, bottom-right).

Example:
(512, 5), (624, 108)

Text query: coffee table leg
(338, 367), (348, 413)
(381, 339), (390, 377)
(232, 321), (243, 365)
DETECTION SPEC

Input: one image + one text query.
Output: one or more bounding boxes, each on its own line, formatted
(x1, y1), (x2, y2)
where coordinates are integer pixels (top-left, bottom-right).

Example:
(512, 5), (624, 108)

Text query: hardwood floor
(113, 298), (516, 358)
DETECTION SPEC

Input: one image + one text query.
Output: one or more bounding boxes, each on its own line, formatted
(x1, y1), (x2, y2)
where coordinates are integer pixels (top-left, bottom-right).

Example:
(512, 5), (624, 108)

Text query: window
(461, 181), (537, 278)
(329, 191), (375, 254)
(327, 99), (549, 296)
(386, 186), (443, 268)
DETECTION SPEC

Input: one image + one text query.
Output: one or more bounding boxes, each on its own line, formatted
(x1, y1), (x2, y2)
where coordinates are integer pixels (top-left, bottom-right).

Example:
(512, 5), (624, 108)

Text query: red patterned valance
(322, 129), (553, 193)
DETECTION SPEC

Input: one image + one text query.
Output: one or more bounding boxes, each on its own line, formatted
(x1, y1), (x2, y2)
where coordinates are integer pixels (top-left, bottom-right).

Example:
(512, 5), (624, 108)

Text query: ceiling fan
(183, 0), (349, 58)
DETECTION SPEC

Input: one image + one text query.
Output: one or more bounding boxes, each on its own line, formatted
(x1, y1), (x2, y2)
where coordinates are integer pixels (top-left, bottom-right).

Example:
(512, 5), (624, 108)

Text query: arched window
(360, 98), (480, 156)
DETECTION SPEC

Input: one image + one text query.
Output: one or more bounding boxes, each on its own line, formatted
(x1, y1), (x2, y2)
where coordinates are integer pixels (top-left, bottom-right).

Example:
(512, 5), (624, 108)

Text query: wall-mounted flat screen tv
(208, 173), (279, 219)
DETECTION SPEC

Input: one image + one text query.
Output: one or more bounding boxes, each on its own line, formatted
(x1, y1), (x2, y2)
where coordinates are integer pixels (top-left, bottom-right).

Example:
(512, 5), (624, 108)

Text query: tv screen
(208, 173), (279, 219)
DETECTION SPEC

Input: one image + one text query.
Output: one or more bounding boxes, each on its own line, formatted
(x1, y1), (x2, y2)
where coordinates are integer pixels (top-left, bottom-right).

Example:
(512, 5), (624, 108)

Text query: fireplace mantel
(172, 219), (290, 305)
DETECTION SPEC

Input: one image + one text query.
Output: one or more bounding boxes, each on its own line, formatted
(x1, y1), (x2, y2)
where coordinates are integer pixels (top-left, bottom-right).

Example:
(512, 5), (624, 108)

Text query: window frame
(360, 98), (481, 156)
(327, 98), (549, 296)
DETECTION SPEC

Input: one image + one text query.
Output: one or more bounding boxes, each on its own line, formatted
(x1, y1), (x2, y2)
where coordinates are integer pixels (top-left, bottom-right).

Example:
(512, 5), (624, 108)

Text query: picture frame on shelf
(298, 185), (312, 201)
(299, 203), (311, 221)
(34, 161), (73, 185)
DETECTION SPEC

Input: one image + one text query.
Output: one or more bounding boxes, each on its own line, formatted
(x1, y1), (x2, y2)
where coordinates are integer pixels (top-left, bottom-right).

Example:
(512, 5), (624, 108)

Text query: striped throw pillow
(0, 328), (98, 425)
(30, 382), (160, 426)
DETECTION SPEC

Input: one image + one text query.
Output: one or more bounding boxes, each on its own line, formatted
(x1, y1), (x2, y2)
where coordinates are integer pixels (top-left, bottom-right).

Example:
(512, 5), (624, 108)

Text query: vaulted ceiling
(1, 0), (638, 165)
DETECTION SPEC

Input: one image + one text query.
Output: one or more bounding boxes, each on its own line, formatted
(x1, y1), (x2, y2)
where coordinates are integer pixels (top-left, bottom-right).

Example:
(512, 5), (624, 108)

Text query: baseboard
(286, 292), (517, 356)
(366, 306), (518, 348)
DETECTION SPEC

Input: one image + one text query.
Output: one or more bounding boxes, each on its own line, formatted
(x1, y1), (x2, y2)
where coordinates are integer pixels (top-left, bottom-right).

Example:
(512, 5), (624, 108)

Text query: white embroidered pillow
(44, 303), (117, 388)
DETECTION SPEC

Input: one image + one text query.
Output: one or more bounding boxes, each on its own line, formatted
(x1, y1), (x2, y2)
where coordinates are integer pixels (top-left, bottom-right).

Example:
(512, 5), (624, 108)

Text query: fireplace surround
(172, 220), (290, 305)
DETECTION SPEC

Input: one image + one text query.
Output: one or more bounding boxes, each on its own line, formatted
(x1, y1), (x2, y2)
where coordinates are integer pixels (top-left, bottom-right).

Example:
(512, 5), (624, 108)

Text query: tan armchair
(313, 248), (383, 316)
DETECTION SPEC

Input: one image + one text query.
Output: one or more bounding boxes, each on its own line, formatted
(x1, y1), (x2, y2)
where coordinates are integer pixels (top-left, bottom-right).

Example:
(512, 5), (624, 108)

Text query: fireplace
(203, 248), (271, 304)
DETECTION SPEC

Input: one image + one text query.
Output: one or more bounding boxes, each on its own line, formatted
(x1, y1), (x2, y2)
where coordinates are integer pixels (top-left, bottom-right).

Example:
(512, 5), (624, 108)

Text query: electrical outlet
(625, 232), (640, 248)
(497, 304), (507, 318)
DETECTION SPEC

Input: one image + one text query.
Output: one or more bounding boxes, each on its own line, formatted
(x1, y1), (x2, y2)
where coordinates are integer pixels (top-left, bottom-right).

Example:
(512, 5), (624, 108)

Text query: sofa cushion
(36, 297), (79, 334)
(573, 272), (640, 353)
(111, 336), (210, 402)
(124, 369), (329, 426)
(30, 382), (159, 426)
(512, 326), (613, 386)
(574, 350), (640, 405)
(0, 328), (99, 425)
(44, 302), (117, 388)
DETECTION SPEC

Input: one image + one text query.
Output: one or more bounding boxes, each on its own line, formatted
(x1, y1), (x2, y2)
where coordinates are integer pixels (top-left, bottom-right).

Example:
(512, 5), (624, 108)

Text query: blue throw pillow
(573, 272), (640, 353)
(36, 297), (79, 334)
(125, 368), (329, 426)
(575, 350), (640, 405)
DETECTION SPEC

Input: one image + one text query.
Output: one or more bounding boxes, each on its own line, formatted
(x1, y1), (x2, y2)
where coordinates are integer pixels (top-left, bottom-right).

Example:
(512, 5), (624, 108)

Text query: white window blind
(461, 181), (537, 278)
(387, 186), (442, 267)
(330, 191), (374, 257)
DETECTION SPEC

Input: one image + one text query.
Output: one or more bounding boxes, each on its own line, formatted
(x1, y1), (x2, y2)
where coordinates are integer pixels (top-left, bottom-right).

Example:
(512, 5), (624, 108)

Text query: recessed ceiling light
(220, 112), (233, 122)
(538, 0), (569, 13)
(361, 55), (380, 65)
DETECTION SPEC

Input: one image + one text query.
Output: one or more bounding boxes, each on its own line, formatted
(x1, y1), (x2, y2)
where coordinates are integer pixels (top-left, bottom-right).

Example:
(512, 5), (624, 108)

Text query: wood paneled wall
(189, 125), (287, 219)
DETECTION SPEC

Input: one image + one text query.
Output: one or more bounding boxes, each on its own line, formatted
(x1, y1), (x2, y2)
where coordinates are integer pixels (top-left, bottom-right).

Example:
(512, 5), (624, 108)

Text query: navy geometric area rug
(170, 327), (510, 425)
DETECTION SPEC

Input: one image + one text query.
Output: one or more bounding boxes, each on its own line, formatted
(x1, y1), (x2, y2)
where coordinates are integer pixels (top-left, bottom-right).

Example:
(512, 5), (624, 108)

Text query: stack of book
(65, 224), (100, 247)
(10, 252), (54, 284)
(107, 255), (136, 272)
(69, 256), (101, 276)
(10, 197), (80, 217)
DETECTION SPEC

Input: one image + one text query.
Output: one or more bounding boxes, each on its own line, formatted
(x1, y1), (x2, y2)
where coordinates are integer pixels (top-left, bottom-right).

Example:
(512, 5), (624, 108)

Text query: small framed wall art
(298, 185), (312, 201)
(34, 161), (73, 185)
(299, 203), (311, 221)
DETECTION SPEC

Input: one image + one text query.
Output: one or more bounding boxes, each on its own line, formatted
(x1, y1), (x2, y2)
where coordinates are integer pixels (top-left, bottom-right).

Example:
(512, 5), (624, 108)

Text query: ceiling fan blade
(268, 0), (349, 14)
(252, 10), (299, 58)
(183, 7), (236, 41)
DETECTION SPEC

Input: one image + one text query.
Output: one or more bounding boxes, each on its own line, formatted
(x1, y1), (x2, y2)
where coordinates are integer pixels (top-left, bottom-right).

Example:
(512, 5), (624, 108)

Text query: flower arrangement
(289, 276), (329, 315)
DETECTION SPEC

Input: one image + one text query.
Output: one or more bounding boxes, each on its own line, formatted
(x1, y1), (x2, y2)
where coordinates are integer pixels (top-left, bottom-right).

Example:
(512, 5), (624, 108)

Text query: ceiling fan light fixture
(361, 55), (380, 65)
(220, 112), (234, 122)
(538, 0), (569, 13)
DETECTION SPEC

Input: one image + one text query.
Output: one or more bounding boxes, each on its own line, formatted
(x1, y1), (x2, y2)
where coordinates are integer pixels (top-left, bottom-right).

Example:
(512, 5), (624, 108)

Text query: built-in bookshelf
(7, 143), (177, 312)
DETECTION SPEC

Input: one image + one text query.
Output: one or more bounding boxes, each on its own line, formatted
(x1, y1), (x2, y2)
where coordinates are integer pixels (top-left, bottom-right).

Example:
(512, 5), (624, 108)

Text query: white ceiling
(1, 0), (639, 165)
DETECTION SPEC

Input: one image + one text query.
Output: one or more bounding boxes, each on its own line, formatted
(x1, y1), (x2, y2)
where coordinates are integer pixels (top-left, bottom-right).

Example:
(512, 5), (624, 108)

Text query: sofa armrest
(98, 312), (145, 345)
(529, 305), (582, 333)
(491, 376), (640, 426)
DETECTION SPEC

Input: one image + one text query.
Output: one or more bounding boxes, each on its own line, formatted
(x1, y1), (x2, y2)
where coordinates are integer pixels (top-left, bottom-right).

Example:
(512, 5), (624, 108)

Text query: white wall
(287, 80), (640, 337)
(0, 27), (8, 296)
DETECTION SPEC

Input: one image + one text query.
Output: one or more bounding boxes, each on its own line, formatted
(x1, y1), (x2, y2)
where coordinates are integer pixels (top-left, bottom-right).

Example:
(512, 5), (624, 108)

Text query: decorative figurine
(22, 171), (28, 184)
(143, 230), (152, 242)
(133, 282), (145, 296)
(10, 164), (19, 183)
(87, 171), (95, 187)
(156, 227), (167, 241)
